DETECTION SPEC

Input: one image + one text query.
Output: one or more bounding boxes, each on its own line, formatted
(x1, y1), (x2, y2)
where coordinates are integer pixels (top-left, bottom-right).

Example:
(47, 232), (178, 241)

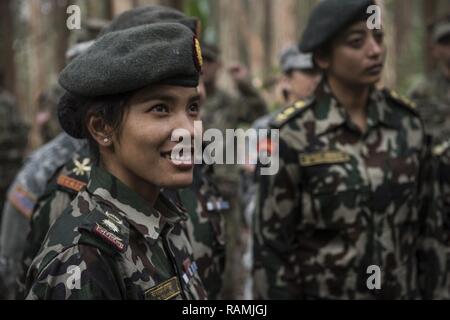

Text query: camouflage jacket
(201, 82), (267, 185)
(0, 90), (28, 214)
(21, 150), (224, 300)
(409, 70), (450, 144)
(0, 133), (84, 299)
(430, 138), (450, 299)
(17, 145), (92, 297)
(25, 166), (207, 300)
(178, 164), (228, 299)
(202, 81), (267, 132)
(253, 84), (438, 299)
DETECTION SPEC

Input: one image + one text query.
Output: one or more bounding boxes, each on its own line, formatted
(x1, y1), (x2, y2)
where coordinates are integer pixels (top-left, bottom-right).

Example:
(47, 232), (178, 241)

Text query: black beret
(59, 23), (201, 97)
(299, 0), (375, 52)
(58, 23), (202, 138)
(99, 5), (199, 37)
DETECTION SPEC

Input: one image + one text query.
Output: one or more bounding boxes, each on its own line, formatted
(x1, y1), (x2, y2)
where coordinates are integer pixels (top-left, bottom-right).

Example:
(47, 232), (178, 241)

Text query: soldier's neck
(100, 156), (160, 206)
(327, 76), (369, 114)
(327, 76), (369, 133)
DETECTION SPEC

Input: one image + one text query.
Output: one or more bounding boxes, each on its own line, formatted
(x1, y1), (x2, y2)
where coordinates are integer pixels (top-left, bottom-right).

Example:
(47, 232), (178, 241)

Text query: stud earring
(103, 137), (109, 143)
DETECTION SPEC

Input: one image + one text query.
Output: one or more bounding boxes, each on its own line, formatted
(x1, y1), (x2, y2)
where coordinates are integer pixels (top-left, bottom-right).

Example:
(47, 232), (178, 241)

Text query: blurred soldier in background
(178, 163), (228, 299)
(0, 75), (29, 298)
(241, 45), (321, 299)
(253, 0), (440, 299)
(409, 16), (450, 144)
(26, 84), (65, 150)
(279, 45), (322, 105)
(0, 19), (107, 300)
(421, 15), (450, 300)
(200, 42), (267, 298)
(0, 75), (28, 218)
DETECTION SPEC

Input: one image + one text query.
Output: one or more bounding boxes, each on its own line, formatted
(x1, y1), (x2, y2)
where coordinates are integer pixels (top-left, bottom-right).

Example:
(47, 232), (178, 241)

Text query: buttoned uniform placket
(340, 102), (383, 299)
(160, 223), (189, 300)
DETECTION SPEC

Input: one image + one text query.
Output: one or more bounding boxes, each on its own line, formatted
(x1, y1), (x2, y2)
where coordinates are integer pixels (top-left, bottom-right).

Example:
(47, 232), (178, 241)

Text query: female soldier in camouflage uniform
(25, 23), (207, 300)
(253, 0), (439, 299)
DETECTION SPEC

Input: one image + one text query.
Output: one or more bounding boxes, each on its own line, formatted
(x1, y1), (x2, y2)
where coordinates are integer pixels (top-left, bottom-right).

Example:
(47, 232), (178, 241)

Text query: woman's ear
(314, 50), (330, 71)
(86, 112), (113, 147)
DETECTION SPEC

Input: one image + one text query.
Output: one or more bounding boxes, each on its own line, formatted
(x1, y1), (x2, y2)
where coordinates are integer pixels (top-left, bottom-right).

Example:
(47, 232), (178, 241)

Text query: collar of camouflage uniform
(87, 166), (188, 244)
(311, 83), (401, 137)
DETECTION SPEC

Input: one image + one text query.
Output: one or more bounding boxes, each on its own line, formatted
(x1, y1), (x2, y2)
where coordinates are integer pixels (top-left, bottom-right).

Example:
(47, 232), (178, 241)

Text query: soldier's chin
(160, 174), (193, 189)
(363, 75), (381, 86)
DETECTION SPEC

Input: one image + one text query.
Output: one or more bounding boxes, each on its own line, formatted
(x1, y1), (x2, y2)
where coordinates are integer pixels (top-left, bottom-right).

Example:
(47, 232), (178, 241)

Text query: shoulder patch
(56, 152), (92, 193)
(270, 98), (314, 128)
(78, 207), (129, 254)
(8, 185), (37, 219)
(385, 89), (419, 115)
(57, 174), (87, 193)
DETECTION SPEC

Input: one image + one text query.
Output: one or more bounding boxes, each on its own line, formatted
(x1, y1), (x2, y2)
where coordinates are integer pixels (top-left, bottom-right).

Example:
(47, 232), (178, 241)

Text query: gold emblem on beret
(194, 37), (203, 70)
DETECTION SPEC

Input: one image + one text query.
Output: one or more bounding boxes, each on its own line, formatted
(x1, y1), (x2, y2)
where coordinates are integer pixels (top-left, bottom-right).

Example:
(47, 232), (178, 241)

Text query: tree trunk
(0, 0), (16, 94)
(422, 0), (438, 74)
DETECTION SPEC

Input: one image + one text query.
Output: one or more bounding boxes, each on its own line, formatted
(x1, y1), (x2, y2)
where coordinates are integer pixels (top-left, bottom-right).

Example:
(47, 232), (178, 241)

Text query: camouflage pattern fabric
(178, 164), (227, 299)
(201, 81), (267, 299)
(0, 89), (28, 216)
(0, 133), (84, 299)
(409, 70), (450, 144)
(253, 83), (439, 299)
(19, 147), (226, 300)
(430, 138), (450, 299)
(16, 144), (91, 298)
(25, 166), (207, 300)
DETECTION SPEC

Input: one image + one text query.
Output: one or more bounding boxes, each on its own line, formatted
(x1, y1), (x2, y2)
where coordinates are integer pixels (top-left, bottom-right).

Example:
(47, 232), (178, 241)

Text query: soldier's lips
(365, 63), (383, 75)
(160, 150), (194, 169)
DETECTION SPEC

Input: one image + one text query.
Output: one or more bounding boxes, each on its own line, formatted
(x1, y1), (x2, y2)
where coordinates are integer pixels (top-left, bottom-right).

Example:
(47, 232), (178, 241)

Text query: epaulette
(432, 138), (450, 157)
(56, 152), (93, 194)
(78, 205), (129, 254)
(384, 89), (419, 116)
(269, 98), (315, 128)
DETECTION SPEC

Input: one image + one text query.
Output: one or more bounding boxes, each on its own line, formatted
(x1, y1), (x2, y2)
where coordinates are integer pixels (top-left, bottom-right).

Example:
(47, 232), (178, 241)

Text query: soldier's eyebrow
(141, 93), (178, 103)
(188, 94), (201, 104)
(344, 29), (366, 38)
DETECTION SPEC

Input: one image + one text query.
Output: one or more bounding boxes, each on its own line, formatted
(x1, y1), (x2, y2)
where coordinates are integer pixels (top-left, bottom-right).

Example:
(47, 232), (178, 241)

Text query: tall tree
(0, 0), (16, 94)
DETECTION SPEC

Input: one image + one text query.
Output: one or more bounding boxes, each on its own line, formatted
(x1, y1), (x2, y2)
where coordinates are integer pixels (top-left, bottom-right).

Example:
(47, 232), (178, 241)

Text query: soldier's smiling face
(91, 85), (201, 201)
(316, 21), (386, 86)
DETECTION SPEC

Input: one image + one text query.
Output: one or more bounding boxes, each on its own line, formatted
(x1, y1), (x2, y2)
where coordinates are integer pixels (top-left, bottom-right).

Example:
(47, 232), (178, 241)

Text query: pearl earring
(103, 137), (109, 143)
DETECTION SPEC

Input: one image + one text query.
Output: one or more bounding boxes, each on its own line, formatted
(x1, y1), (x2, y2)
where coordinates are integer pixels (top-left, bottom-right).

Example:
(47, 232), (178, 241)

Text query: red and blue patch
(8, 185), (37, 219)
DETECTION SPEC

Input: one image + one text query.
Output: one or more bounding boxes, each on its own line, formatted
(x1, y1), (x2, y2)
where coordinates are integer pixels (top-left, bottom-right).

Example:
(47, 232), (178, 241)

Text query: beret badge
(193, 37), (203, 71)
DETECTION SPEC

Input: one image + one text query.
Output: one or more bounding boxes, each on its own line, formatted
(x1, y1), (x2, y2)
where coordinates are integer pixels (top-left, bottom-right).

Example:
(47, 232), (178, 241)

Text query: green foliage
(184, 0), (214, 41)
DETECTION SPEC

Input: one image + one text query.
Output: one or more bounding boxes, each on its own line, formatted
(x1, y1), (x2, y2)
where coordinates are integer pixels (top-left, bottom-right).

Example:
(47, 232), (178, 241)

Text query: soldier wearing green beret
(410, 15), (450, 299)
(24, 22), (207, 300)
(17, 6), (226, 300)
(253, 0), (440, 299)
